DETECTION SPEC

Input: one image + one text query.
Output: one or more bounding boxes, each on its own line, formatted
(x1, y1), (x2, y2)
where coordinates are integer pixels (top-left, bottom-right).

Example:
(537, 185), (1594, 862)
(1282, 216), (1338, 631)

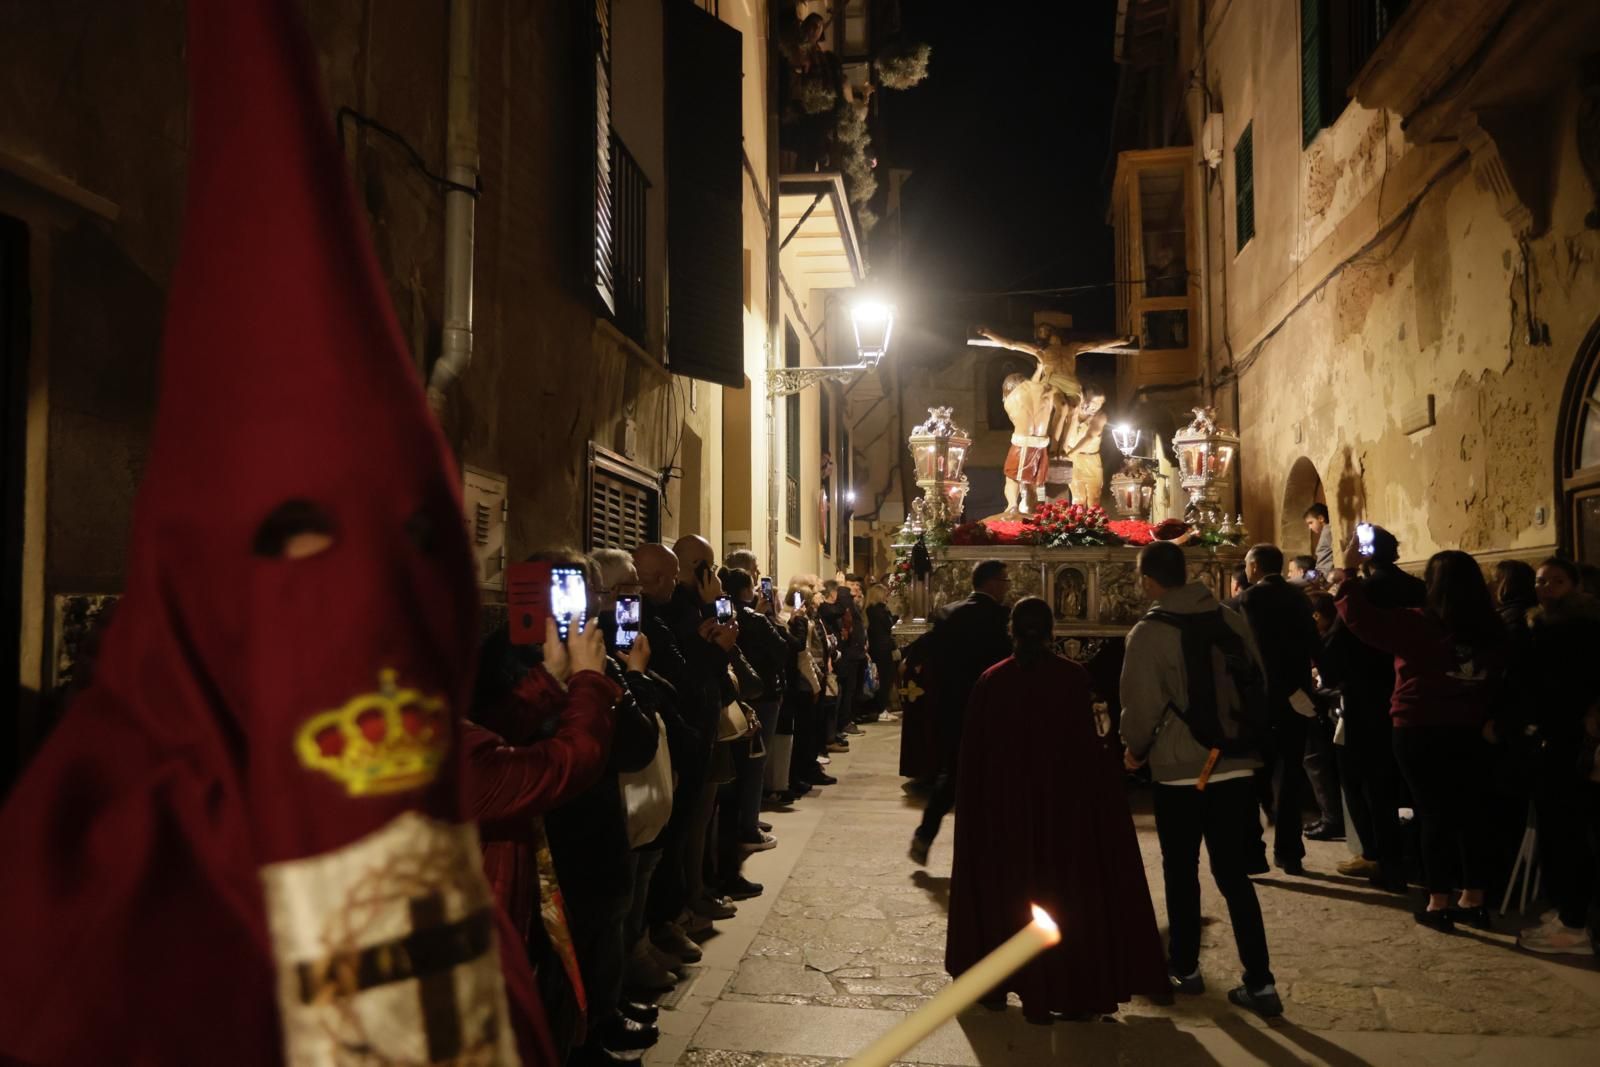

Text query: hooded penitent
(0, 2), (519, 1063)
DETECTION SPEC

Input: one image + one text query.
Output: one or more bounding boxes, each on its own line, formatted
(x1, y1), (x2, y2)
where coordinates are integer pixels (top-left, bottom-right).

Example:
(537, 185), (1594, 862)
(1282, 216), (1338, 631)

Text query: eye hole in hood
(253, 500), (337, 560)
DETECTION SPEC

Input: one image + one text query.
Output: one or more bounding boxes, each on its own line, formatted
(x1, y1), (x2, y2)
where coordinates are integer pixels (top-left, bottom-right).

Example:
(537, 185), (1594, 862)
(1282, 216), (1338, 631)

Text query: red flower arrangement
(1022, 500), (1120, 547)
(1105, 518), (1155, 545)
(950, 521), (999, 546)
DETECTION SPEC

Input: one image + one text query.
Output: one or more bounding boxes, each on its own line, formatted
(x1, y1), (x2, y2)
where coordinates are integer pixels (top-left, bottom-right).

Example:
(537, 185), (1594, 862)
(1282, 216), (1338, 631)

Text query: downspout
(765, 0), (783, 581)
(427, 0), (479, 413)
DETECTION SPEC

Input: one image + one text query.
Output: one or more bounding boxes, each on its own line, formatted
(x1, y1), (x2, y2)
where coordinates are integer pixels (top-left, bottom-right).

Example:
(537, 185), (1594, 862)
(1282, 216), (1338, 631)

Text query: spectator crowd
(467, 536), (899, 1064)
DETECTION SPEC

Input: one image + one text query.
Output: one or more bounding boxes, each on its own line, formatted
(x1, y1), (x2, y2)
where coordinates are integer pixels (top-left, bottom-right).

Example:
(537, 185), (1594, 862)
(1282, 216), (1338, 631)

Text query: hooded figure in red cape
(946, 597), (1167, 1019)
(0, 2), (542, 1063)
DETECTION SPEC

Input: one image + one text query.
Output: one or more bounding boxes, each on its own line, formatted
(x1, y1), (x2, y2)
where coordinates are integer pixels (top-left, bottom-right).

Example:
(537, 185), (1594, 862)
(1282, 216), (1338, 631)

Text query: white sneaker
(1518, 922), (1595, 956)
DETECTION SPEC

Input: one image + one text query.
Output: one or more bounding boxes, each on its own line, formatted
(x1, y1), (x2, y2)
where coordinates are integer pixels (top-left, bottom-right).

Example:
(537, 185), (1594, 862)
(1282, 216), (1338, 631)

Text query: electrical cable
(335, 107), (481, 198)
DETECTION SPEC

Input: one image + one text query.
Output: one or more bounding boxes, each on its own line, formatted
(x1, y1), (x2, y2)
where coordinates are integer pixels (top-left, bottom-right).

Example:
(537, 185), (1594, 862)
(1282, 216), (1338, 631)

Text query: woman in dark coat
(864, 584), (899, 715)
(946, 597), (1167, 1021)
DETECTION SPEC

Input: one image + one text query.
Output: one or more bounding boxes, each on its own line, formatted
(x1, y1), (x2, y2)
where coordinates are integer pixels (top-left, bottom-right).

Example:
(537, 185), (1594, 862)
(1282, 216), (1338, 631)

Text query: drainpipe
(427, 0), (479, 414)
(765, 0), (783, 581)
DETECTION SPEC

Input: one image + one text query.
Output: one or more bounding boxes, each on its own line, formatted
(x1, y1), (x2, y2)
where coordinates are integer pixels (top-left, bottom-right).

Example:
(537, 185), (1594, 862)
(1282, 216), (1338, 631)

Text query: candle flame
(1029, 905), (1061, 942)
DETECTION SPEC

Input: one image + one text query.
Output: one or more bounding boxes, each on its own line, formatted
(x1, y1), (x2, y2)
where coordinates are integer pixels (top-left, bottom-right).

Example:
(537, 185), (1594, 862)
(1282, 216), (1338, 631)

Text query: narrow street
(646, 723), (1600, 1067)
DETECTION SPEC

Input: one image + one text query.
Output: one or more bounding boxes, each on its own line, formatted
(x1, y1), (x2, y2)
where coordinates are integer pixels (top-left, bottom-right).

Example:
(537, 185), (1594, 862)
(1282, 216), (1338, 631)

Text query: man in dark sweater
(1240, 543), (1321, 874)
(1326, 526), (1424, 891)
(909, 559), (1013, 864)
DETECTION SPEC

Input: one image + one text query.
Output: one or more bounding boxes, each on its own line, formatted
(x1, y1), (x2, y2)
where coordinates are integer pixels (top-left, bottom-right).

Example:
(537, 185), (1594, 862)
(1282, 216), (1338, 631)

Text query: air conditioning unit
(1202, 112), (1225, 170)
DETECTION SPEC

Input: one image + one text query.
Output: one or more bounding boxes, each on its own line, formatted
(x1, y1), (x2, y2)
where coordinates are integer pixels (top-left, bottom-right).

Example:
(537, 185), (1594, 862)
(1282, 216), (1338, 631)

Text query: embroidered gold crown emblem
(295, 670), (451, 797)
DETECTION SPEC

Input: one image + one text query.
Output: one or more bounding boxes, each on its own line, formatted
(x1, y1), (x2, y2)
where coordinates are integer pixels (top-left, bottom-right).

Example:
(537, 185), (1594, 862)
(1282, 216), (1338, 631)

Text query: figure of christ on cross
(978, 325), (1124, 456)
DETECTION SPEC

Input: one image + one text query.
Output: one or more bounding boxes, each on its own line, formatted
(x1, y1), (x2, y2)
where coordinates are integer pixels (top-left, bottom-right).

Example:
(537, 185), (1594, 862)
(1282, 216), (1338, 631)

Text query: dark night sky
(878, 1), (1119, 332)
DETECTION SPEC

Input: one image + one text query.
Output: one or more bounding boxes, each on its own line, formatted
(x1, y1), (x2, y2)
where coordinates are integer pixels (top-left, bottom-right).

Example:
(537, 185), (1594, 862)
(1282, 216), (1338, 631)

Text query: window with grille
(587, 444), (660, 551)
(1235, 124), (1255, 253)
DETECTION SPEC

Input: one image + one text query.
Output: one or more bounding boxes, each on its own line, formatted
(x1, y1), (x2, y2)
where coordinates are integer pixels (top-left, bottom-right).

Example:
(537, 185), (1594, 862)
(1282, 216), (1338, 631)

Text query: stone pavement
(644, 721), (1600, 1066)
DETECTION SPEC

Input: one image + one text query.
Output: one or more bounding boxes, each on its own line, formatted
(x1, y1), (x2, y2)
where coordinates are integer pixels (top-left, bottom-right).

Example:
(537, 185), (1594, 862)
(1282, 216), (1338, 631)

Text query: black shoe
(788, 780), (813, 796)
(843, 722), (863, 735)
(1275, 858), (1306, 876)
(978, 995), (1007, 1011)
(595, 1013), (659, 1051)
(1168, 969), (1205, 995)
(1228, 983), (1283, 1019)
(1244, 854), (1270, 876)
(723, 875), (764, 900)
(1414, 907), (1455, 933)
(757, 819), (772, 832)
(573, 1046), (631, 1067)
(1446, 905), (1492, 931)
(620, 1001), (659, 1024)
(1304, 821), (1345, 841)
(809, 771), (838, 785)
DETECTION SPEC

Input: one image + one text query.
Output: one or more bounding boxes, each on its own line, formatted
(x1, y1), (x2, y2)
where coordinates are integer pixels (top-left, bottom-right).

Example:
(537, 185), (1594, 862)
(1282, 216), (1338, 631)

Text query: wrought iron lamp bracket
(766, 362), (876, 398)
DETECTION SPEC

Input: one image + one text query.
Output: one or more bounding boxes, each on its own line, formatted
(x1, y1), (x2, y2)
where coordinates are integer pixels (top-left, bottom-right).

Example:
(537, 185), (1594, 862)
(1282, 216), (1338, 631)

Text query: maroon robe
(946, 654), (1168, 1016)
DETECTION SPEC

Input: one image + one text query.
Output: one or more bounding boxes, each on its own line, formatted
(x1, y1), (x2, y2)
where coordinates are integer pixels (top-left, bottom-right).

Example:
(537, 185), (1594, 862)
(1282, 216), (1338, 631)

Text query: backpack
(1145, 608), (1268, 757)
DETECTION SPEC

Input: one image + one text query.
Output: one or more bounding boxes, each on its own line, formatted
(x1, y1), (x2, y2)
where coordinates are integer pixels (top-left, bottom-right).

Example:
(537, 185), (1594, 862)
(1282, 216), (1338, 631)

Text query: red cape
(947, 655), (1168, 1015)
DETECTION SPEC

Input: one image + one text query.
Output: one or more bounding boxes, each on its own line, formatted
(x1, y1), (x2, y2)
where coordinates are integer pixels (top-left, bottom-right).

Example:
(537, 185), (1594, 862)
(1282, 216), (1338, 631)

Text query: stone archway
(1280, 456), (1327, 557)
(1557, 313), (1600, 564)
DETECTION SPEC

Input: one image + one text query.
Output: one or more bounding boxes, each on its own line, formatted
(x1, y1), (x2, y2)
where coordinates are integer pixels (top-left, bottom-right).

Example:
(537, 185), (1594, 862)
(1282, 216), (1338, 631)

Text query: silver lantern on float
(1171, 407), (1239, 520)
(907, 406), (972, 527)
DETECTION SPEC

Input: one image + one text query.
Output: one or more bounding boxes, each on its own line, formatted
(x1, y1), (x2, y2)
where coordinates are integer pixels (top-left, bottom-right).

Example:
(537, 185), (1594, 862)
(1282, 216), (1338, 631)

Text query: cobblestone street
(645, 721), (1600, 1066)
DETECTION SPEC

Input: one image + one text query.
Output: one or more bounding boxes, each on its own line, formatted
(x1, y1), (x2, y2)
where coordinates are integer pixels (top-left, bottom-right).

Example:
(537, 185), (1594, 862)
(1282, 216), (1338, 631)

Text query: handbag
(717, 699), (753, 743)
(862, 660), (881, 699)
(618, 713), (673, 848)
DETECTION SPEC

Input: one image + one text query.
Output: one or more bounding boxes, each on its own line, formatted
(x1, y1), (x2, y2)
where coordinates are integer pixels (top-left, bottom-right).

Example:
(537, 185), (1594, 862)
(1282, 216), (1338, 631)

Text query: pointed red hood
(0, 2), (518, 1063)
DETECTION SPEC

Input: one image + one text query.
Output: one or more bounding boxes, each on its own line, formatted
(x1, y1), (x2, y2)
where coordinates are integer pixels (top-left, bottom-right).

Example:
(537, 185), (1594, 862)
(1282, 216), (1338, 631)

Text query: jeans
(915, 767), (958, 844)
(738, 698), (781, 829)
(1153, 776), (1275, 989)
(1304, 716), (1342, 826)
(626, 848), (662, 948)
(1250, 713), (1309, 864)
(835, 658), (863, 734)
(1392, 725), (1492, 894)
(1337, 706), (1404, 879)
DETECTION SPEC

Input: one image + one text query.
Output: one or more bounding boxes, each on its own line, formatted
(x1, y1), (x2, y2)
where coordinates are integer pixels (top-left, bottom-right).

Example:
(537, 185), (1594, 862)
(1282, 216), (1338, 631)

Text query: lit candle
(846, 905), (1061, 1067)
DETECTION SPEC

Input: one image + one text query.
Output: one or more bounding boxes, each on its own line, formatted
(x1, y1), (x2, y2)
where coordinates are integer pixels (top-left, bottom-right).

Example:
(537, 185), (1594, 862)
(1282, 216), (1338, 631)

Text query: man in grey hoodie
(1120, 540), (1282, 1019)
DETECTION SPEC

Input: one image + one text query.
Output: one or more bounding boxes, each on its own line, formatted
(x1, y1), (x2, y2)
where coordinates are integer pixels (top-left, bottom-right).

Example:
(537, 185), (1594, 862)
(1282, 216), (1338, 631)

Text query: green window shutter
(1235, 124), (1255, 252)
(1301, 0), (1325, 147)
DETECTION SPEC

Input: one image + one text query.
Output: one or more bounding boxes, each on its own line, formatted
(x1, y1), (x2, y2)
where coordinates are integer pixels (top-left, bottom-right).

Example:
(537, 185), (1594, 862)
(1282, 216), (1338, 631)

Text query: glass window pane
(1580, 379), (1600, 470)
(1577, 493), (1600, 566)
(1138, 168), (1187, 297)
(1142, 310), (1189, 350)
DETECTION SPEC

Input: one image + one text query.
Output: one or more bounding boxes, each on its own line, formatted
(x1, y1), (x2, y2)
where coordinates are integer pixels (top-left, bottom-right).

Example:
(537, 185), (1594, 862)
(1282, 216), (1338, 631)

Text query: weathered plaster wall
(1233, 83), (1600, 564)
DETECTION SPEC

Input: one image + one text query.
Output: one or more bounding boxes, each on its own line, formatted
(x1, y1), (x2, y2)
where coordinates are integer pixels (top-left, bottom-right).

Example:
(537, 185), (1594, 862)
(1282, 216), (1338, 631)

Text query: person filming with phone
(1336, 526), (1506, 933)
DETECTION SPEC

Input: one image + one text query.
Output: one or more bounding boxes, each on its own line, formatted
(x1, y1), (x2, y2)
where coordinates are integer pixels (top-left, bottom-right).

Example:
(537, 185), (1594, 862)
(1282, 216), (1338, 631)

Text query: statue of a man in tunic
(978, 325), (1124, 455)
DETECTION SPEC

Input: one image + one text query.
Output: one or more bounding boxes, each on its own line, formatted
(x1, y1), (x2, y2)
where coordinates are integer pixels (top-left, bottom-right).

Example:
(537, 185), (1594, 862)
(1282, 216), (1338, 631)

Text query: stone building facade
(0, 0), (874, 774)
(1110, 0), (1600, 568)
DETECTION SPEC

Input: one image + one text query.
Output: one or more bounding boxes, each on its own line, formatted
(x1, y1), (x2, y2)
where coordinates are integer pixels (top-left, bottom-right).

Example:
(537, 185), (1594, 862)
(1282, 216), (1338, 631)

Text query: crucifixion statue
(978, 325), (1124, 455)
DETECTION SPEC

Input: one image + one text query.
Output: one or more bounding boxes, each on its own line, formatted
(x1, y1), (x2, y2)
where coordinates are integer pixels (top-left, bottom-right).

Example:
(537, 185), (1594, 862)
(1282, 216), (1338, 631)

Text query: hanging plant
(874, 41), (932, 91)
(796, 73), (838, 115)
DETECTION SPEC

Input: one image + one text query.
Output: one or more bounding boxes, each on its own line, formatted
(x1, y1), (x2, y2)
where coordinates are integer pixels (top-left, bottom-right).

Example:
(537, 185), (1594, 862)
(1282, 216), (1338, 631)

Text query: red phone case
(507, 561), (553, 645)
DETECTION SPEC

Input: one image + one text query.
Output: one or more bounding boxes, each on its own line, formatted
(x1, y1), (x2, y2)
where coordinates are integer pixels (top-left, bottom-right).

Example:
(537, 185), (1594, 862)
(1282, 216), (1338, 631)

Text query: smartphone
(760, 576), (774, 602)
(550, 566), (588, 641)
(715, 596), (735, 624)
(1304, 569), (1320, 582)
(792, 590), (803, 611)
(614, 593), (641, 652)
(1356, 522), (1376, 558)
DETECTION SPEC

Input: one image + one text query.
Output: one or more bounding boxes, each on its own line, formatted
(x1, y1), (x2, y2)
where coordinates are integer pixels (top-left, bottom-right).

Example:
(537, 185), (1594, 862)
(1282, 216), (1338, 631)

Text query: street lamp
(767, 295), (897, 397)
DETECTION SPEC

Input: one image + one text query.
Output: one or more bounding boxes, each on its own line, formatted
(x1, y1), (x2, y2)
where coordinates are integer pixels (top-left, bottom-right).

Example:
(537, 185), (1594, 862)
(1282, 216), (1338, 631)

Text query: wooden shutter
(594, 0), (616, 312)
(1235, 124), (1255, 252)
(784, 326), (801, 538)
(1301, 0), (1325, 147)
(664, 0), (744, 387)
(587, 445), (661, 551)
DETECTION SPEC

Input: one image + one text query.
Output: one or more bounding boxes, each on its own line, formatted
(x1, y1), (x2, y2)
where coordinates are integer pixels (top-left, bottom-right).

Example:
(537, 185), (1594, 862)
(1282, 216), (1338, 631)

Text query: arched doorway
(1280, 456), (1327, 557)
(1556, 315), (1600, 564)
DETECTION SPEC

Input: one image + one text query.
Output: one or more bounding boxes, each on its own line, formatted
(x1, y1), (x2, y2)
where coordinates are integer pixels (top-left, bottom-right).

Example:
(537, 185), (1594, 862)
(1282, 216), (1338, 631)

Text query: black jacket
(928, 591), (1011, 751)
(866, 603), (898, 659)
(1240, 574), (1319, 714)
(735, 603), (790, 701)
